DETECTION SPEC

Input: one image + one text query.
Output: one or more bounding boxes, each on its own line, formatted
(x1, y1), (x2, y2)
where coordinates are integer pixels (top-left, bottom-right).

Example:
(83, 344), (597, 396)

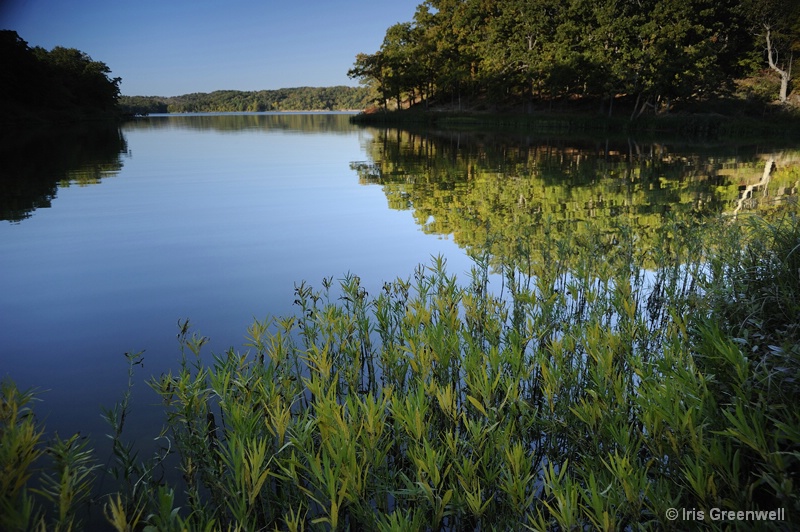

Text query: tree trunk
(780, 74), (789, 103)
(630, 92), (641, 121)
(765, 26), (791, 103)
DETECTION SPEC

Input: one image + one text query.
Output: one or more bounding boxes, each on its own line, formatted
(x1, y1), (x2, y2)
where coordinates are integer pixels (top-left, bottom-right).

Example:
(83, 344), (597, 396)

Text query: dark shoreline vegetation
(2, 213), (799, 530)
(349, 105), (800, 143)
(346, 0), (799, 121)
(343, 0), (800, 143)
(0, 31), (122, 126)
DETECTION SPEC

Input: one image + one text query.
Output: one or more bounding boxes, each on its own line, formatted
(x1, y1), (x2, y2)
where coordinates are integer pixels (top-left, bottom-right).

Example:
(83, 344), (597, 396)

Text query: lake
(1, 112), (796, 450)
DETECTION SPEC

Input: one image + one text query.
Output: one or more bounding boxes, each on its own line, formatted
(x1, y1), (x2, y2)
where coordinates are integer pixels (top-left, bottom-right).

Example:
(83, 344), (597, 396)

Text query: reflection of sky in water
(0, 115), (476, 447)
(1, 114), (796, 450)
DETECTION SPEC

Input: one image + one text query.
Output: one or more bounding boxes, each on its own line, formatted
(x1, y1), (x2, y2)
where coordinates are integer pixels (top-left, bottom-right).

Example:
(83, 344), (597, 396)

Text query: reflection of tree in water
(123, 113), (358, 135)
(0, 122), (127, 222)
(353, 128), (798, 268)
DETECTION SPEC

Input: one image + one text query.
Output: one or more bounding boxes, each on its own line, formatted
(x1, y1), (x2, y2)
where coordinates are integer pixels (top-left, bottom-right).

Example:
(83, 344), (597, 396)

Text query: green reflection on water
(353, 128), (800, 269)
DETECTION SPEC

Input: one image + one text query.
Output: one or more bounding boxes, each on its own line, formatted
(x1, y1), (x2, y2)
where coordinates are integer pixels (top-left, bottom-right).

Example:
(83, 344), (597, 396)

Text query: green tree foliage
(0, 30), (121, 123)
(118, 86), (372, 115)
(115, 95), (169, 115)
(741, 0), (800, 102)
(349, 52), (388, 109)
(350, 0), (794, 114)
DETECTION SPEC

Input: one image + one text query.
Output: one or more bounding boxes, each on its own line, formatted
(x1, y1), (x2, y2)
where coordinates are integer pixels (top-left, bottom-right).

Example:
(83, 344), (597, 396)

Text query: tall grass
(1, 214), (798, 530)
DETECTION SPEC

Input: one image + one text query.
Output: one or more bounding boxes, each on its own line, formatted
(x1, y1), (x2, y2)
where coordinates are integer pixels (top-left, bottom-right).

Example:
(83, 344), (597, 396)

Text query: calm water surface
(1, 112), (796, 446)
(0, 114), (471, 444)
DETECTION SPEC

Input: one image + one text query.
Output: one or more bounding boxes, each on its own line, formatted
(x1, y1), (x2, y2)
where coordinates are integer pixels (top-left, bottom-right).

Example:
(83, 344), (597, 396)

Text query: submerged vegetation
(2, 211), (799, 530)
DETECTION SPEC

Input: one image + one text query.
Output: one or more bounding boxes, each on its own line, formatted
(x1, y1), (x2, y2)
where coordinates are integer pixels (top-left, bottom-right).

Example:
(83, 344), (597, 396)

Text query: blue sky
(1, 0), (421, 96)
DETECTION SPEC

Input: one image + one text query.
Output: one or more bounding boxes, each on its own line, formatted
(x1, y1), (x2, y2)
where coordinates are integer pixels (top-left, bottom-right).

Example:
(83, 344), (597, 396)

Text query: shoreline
(349, 104), (800, 141)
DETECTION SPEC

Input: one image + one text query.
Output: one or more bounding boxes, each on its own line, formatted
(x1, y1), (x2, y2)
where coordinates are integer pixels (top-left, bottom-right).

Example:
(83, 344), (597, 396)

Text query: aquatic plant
(2, 213), (798, 530)
(0, 380), (43, 530)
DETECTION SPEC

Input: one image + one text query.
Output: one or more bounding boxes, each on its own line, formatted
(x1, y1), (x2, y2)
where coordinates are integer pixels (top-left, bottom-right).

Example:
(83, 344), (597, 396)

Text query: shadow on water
(0, 121), (128, 223)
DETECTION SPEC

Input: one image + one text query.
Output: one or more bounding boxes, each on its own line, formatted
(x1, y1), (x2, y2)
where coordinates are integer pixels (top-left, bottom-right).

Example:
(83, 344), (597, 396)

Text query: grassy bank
(2, 214), (799, 530)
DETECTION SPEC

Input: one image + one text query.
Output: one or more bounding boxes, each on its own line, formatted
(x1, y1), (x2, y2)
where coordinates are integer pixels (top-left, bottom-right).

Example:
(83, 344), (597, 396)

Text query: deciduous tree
(743, 0), (800, 103)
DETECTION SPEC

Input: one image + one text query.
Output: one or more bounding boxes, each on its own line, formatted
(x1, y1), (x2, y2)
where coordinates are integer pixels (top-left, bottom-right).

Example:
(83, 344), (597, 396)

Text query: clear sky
(0, 0), (421, 96)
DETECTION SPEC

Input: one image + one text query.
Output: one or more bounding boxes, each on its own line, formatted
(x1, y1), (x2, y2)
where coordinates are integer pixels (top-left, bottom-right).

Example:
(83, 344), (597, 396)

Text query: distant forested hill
(119, 86), (372, 114)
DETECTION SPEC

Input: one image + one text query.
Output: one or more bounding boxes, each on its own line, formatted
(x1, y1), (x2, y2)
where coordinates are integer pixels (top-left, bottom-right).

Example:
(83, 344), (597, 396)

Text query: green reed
(0, 380), (43, 530)
(1, 212), (798, 530)
(0, 380), (98, 531)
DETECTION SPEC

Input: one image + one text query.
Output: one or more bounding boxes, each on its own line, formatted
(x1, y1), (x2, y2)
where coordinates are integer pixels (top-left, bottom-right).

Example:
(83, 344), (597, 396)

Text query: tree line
(348, 0), (800, 115)
(0, 29), (372, 120)
(0, 30), (121, 123)
(118, 86), (373, 115)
